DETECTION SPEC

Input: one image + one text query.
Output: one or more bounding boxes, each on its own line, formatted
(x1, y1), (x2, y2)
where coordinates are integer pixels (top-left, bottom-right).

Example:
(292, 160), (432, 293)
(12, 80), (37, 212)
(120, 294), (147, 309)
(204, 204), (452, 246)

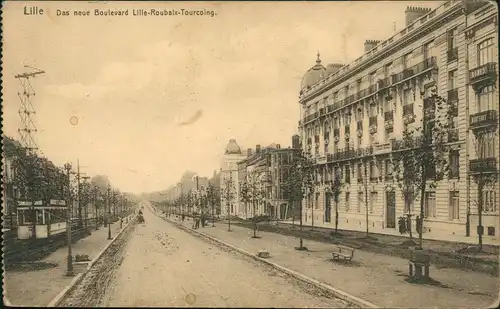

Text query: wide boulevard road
(101, 205), (349, 307)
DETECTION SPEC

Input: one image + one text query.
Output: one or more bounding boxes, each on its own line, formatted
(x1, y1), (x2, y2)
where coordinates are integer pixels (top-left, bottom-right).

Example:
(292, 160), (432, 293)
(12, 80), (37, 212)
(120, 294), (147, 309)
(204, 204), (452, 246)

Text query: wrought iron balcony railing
(470, 110), (498, 130)
(470, 157), (497, 173)
(469, 62), (497, 87)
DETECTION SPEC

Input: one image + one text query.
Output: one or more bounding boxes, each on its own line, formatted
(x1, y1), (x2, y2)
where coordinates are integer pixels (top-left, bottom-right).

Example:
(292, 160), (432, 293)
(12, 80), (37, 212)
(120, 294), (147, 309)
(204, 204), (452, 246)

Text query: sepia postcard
(1, 0), (499, 307)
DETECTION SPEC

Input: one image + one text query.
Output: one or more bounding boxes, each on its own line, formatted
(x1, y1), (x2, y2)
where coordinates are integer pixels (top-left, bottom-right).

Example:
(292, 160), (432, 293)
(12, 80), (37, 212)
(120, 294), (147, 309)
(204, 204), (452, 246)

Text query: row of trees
(281, 90), (494, 251)
(154, 182), (222, 219)
(4, 136), (133, 231)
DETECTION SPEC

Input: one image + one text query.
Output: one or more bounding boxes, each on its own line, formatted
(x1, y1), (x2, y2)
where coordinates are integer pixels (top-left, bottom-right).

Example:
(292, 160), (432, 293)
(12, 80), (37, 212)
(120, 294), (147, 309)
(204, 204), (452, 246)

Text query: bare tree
(220, 175), (236, 231)
(326, 166), (344, 236)
(393, 88), (452, 249)
(284, 151), (315, 250)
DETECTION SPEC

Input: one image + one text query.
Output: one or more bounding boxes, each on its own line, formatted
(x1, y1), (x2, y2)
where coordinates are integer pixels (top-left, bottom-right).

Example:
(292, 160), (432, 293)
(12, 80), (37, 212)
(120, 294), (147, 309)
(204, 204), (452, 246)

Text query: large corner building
(298, 1), (499, 242)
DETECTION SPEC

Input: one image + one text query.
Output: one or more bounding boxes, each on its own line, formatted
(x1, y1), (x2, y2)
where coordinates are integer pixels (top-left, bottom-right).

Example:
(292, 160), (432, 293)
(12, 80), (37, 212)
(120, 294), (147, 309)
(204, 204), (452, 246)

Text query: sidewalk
(4, 217), (132, 307)
(170, 217), (498, 308)
(231, 220), (498, 275)
(279, 219), (500, 247)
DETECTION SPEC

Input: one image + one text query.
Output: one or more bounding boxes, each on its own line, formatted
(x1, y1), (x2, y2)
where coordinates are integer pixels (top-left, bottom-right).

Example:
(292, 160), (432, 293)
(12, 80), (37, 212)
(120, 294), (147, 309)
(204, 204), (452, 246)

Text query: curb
(162, 216), (378, 309)
(46, 214), (137, 307)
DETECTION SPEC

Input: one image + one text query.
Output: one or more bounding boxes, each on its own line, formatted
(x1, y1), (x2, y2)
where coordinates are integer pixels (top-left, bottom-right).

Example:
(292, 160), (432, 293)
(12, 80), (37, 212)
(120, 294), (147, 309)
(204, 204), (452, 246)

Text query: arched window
(478, 38), (495, 66)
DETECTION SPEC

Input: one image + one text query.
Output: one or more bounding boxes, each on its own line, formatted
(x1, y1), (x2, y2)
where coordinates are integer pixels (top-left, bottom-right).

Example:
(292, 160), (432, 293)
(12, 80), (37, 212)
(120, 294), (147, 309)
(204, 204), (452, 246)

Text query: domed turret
(300, 52), (326, 90)
(326, 63), (343, 75)
(225, 139), (242, 155)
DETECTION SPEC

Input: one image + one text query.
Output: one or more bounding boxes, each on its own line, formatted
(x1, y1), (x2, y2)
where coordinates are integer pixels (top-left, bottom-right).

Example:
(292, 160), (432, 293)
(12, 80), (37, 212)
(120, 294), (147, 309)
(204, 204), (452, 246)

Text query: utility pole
(227, 174), (232, 232)
(196, 176), (199, 214)
(364, 160), (369, 237)
(64, 163), (74, 277)
(93, 185), (99, 230)
(76, 159), (82, 229)
(107, 185), (112, 240)
(82, 175), (90, 231)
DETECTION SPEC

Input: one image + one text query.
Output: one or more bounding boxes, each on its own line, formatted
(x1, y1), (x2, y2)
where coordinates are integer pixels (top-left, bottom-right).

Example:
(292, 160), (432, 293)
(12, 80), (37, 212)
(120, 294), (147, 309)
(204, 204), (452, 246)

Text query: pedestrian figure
(398, 216), (406, 234)
(405, 215), (412, 234)
(416, 215), (422, 235)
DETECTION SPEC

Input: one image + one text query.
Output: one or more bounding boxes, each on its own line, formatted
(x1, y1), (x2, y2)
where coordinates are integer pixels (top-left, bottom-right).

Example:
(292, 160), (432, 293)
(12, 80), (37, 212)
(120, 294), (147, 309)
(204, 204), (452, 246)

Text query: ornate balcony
(447, 47), (458, 63)
(470, 110), (498, 132)
(469, 62), (497, 91)
(470, 157), (498, 174)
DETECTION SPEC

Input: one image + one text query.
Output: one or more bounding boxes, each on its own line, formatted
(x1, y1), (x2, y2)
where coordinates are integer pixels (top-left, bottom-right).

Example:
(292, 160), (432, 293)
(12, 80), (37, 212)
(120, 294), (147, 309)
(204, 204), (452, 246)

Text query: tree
(284, 151), (315, 250)
(220, 175), (236, 231)
(393, 88), (451, 249)
(240, 170), (267, 238)
(326, 166), (344, 236)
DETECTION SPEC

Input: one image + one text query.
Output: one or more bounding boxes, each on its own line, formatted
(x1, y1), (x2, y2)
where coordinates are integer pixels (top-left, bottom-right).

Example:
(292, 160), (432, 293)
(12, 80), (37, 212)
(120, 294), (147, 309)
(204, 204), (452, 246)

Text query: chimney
(276, 144), (281, 150)
(292, 135), (300, 149)
(256, 144), (261, 153)
(247, 148), (253, 156)
(405, 6), (431, 26)
(364, 40), (381, 52)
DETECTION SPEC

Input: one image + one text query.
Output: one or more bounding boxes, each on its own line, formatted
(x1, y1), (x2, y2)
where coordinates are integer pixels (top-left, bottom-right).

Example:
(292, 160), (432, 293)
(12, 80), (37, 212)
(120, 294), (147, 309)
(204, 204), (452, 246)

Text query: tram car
(17, 199), (68, 240)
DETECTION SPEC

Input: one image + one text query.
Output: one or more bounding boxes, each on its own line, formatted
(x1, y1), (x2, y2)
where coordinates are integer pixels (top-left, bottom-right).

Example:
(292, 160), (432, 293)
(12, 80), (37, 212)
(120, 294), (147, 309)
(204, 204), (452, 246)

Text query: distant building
(220, 139), (246, 217)
(237, 135), (301, 220)
(297, 1), (499, 242)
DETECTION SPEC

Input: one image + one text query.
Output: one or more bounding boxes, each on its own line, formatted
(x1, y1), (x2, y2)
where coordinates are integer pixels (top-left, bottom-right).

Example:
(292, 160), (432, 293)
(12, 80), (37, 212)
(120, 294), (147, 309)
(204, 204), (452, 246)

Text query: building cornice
(299, 2), (464, 105)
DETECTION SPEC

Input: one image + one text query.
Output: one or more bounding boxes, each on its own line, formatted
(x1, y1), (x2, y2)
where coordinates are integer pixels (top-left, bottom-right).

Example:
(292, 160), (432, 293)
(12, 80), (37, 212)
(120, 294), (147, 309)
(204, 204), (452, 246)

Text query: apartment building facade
(220, 139), (246, 217)
(297, 0), (498, 242)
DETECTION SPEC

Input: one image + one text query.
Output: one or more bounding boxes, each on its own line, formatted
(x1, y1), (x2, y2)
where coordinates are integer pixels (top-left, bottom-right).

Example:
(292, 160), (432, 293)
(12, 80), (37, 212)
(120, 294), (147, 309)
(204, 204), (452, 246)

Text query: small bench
(332, 245), (355, 262)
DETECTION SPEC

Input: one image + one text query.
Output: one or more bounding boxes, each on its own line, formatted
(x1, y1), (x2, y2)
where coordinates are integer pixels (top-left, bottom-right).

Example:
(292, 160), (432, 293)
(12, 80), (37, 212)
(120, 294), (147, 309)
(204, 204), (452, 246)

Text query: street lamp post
(64, 163), (74, 277)
(107, 186), (112, 240)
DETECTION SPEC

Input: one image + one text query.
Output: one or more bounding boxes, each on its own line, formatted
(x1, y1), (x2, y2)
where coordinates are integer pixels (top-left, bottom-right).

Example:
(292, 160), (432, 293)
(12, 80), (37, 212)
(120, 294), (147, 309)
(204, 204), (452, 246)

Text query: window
(345, 192), (350, 212)
(477, 132), (496, 158)
(483, 190), (498, 213)
(477, 85), (496, 112)
(356, 108), (364, 121)
(357, 163), (363, 182)
(383, 97), (393, 112)
(403, 53), (412, 68)
(370, 192), (378, 213)
(333, 141), (338, 154)
(403, 88), (413, 105)
(424, 192), (436, 218)
(357, 79), (362, 92)
(384, 159), (393, 176)
(448, 70), (457, 90)
(345, 165), (351, 183)
(369, 104), (378, 117)
(423, 40), (434, 59)
(344, 111), (352, 125)
(478, 38), (495, 66)
(370, 161), (377, 180)
(357, 192), (363, 212)
(449, 150), (460, 179)
(448, 27), (457, 49)
(449, 191), (459, 220)
(369, 72), (376, 85)
(334, 91), (339, 101)
(315, 192), (320, 209)
(384, 62), (392, 77)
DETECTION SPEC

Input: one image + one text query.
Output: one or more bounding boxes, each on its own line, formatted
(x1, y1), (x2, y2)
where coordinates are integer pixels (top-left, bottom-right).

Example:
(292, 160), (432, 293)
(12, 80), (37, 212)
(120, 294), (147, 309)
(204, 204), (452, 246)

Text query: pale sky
(2, 1), (441, 194)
